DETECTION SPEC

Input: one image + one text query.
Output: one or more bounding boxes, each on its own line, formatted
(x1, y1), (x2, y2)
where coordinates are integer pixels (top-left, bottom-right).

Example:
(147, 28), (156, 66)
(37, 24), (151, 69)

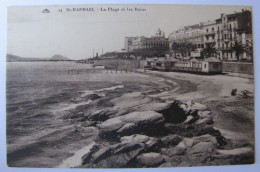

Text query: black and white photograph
(6, 4), (254, 168)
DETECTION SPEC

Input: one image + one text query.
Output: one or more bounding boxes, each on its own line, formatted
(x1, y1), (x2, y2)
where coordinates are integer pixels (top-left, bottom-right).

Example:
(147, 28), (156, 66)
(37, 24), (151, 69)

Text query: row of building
(125, 9), (253, 61)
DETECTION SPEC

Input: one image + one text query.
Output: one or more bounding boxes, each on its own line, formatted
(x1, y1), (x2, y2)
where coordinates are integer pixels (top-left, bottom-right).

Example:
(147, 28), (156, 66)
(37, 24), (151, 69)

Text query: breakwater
(93, 59), (146, 69)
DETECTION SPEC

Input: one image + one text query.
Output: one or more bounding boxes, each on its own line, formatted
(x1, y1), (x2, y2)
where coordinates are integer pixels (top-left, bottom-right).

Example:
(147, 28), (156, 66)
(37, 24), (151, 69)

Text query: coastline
(58, 69), (254, 168)
(6, 61), (254, 167)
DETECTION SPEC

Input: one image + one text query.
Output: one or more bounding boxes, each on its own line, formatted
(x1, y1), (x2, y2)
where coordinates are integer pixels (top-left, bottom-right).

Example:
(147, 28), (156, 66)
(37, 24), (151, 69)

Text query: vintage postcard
(6, 4), (254, 168)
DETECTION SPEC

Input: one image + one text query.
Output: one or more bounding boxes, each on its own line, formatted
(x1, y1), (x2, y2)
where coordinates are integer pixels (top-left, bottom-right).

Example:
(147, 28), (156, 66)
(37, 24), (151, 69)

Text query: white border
(0, 0), (259, 172)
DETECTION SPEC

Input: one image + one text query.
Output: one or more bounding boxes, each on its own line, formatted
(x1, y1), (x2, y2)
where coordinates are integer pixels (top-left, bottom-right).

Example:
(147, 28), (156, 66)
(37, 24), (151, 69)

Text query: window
(204, 64), (207, 68)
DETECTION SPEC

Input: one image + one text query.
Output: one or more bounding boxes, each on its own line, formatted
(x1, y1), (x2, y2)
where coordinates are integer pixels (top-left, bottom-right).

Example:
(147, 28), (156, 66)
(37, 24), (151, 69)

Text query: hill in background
(50, 54), (70, 61)
(6, 54), (72, 62)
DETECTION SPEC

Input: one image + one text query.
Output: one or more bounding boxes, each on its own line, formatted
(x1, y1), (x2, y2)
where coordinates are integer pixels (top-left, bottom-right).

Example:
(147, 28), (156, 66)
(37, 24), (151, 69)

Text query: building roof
(189, 58), (199, 62)
(204, 57), (221, 62)
(146, 59), (154, 62)
(166, 58), (179, 62)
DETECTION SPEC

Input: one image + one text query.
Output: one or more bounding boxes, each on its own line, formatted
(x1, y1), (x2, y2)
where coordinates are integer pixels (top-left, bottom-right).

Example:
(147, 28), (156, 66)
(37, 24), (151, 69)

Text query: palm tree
(231, 41), (245, 61)
(201, 43), (218, 59)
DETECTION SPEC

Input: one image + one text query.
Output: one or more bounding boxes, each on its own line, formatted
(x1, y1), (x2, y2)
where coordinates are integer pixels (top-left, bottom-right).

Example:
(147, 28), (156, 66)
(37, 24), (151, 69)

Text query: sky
(7, 4), (251, 60)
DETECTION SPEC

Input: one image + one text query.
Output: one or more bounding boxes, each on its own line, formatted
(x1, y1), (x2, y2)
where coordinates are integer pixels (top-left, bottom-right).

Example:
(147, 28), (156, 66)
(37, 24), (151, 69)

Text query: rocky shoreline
(60, 87), (254, 168)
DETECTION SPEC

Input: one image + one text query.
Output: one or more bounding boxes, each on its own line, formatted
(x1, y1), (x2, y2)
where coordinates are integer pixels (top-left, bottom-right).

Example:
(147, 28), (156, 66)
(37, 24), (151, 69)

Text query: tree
(185, 42), (197, 56)
(231, 41), (245, 61)
(201, 43), (218, 59)
(244, 40), (253, 61)
(171, 42), (180, 58)
(171, 42), (196, 60)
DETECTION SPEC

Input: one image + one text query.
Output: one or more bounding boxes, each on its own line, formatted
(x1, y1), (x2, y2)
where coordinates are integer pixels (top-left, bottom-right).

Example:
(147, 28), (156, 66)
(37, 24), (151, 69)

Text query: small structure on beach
(201, 57), (222, 73)
(145, 57), (222, 74)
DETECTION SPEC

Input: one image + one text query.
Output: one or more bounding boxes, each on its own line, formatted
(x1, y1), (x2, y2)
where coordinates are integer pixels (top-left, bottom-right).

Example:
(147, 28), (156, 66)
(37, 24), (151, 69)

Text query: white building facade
(168, 10), (253, 61)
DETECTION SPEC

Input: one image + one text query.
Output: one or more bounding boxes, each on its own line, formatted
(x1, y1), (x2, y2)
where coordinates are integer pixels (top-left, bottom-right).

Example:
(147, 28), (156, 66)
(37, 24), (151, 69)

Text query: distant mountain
(6, 54), (72, 62)
(6, 54), (22, 62)
(50, 54), (70, 61)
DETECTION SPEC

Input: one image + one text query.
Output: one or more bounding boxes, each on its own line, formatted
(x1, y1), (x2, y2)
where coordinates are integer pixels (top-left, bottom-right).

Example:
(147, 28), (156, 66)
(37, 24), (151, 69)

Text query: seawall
(222, 62), (254, 75)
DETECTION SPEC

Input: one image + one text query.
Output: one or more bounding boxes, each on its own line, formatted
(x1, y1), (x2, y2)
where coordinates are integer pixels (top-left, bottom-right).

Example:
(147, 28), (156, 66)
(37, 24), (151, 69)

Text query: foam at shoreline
(57, 142), (96, 168)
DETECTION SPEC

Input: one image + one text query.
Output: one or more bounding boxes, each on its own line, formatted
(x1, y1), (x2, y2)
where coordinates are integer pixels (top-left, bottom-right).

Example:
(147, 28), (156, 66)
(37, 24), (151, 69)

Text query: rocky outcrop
(60, 89), (231, 168)
(77, 97), (231, 168)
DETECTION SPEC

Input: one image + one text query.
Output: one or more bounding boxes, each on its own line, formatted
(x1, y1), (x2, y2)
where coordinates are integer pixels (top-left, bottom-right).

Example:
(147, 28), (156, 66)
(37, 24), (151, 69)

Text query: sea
(6, 61), (127, 168)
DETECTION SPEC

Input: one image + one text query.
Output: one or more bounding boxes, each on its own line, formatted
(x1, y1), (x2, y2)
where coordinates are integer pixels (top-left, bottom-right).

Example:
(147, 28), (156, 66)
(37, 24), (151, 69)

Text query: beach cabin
(145, 59), (154, 69)
(167, 58), (179, 71)
(201, 57), (222, 74)
(189, 58), (202, 72)
(154, 59), (164, 70)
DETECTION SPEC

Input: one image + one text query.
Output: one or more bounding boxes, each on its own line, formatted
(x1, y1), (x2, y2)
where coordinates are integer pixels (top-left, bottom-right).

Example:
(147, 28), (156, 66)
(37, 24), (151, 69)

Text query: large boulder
(161, 142), (187, 157)
(100, 147), (145, 168)
(192, 134), (218, 146)
(118, 134), (161, 153)
(97, 111), (165, 139)
(97, 117), (125, 134)
(91, 147), (112, 163)
(120, 134), (150, 144)
(83, 134), (162, 168)
(123, 111), (164, 124)
(136, 152), (165, 167)
(188, 142), (216, 154)
(160, 134), (182, 147)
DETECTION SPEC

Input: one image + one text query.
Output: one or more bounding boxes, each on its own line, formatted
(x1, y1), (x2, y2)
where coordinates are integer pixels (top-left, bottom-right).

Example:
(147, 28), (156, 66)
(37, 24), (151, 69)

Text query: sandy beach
(144, 70), (254, 149)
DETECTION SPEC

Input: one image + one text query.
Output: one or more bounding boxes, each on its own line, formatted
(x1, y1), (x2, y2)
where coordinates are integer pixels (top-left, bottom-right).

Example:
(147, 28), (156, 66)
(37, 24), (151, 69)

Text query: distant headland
(6, 54), (73, 62)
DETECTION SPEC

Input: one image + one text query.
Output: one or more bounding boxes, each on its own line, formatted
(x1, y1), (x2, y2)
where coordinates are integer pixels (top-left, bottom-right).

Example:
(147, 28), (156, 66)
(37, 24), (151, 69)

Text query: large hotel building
(125, 28), (169, 52)
(168, 9), (252, 61)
